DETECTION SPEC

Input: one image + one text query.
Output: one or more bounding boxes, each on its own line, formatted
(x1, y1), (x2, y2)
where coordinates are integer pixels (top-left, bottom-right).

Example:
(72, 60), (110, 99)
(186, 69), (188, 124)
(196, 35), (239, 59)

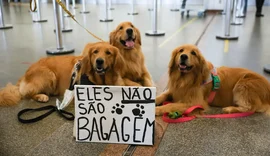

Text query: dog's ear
(135, 27), (142, 45)
(199, 54), (210, 81)
(168, 50), (178, 74)
(109, 30), (117, 45)
(113, 47), (125, 74)
(81, 43), (95, 56)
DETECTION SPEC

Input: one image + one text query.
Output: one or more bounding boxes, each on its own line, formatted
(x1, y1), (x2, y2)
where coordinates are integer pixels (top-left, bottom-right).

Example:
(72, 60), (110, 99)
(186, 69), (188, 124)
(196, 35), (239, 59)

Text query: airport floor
(1, 2), (270, 156)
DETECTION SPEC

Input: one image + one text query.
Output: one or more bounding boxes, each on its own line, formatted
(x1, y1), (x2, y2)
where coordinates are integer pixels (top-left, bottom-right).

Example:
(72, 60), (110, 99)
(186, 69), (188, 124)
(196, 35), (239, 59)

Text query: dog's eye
(179, 49), (184, 53)
(131, 25), (134, 28)
(119, 26), (123, 30)
(191, 51), (196, 55)
(93, 50), (98, 54)
(106, 51), (111, 55)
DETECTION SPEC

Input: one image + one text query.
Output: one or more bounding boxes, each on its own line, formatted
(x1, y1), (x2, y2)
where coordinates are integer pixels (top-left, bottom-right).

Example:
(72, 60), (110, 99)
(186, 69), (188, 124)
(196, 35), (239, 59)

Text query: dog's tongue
(125, 40), (134, 48)
(180, 65), (187, 69)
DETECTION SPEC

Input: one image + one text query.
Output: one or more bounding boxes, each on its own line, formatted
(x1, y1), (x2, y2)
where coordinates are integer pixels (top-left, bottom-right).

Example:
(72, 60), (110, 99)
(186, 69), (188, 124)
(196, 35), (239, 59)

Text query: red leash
(162, 102), (254, 123)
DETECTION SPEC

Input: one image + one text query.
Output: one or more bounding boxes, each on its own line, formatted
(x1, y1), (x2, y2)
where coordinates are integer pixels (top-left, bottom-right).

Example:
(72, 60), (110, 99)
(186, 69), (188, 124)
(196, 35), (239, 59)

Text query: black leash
(17, 62), (96, 124)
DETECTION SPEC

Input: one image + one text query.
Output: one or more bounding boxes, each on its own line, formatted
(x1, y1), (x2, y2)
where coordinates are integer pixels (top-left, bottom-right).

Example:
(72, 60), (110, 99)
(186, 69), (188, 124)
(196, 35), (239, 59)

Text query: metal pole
(170, 0), (179, 11)
(109, 0), (114, 10)
(100, 0), (113, 22)
(46, 0), (74, 55)
(231, 0), (242, 25)
(145, 0), (165, 36)
(80, 0), (89, 14)
(54, 6), (72, 32)
(33, 0), (47, 22)
(0, 0), (12, 29)
(128, 0), (138, 15)
(148, 0), (153, 11)
(64, 0), (74, 17)
(216, 0), (238, 40)
(72, 0), (77, 9)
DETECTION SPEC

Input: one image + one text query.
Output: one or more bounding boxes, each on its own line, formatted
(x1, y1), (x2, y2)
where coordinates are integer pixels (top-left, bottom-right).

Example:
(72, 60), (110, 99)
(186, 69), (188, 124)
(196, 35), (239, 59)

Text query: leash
(29, 0), (104, 42)
(162, 102), (255, 123)
(17, 61), (95, 124)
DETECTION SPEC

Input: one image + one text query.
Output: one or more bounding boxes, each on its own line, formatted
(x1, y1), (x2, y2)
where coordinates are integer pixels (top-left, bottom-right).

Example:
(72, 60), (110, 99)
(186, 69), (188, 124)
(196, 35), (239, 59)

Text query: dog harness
(162, 67), (254, 123)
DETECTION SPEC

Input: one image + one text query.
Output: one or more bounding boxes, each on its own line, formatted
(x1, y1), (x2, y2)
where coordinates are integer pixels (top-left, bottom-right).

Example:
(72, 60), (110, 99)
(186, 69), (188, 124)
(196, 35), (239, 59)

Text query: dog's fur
(0, 42), (125, 106)
(109, 21), (153, 87)
(155, 44), (270, 116)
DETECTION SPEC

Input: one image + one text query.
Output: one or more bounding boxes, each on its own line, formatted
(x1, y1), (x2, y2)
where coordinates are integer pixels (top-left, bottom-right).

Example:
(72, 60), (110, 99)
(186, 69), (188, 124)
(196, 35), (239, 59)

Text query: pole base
(128, 12), (138, 15)
(54, 28), (73, 33)
(72, 6), (78, 9)
(109, 8), (115, 10)
(231, 22), (242, 25)
(145, 30), (165, 36)
(0, 24), (13, 29)
(170, 9), (179, 11)
(216, 34), (238, 40)
(46, 47), (75, 55)
(33, 19), (48, 23)
(148, 8), (153, 11)
(80, 11), (90, 14)
(100, 19), (113, 22)
(263, 64), (270, 74)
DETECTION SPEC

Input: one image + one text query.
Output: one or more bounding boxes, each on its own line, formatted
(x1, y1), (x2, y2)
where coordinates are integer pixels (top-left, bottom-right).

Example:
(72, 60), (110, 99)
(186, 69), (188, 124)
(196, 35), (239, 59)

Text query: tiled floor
(1, 2), (270, 156)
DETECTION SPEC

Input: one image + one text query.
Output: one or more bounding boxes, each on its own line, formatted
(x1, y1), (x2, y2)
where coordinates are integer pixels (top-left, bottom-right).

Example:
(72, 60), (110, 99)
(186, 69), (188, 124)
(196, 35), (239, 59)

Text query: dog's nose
(126, 28), (133, 35)
(96, 58), (104, 65)
(181, 54), (188, 61)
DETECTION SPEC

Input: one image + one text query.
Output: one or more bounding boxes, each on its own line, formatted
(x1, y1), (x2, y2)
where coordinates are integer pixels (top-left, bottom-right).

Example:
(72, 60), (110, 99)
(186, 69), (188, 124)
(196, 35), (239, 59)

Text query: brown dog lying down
(109, 21), (153, 87)
(155, 44), (270, 116)
(0, 42), (125, 106)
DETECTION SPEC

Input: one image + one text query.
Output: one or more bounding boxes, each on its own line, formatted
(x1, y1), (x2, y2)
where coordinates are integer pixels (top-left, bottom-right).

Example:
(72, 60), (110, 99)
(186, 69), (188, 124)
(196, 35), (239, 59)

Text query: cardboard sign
(74, 85), (156, 145)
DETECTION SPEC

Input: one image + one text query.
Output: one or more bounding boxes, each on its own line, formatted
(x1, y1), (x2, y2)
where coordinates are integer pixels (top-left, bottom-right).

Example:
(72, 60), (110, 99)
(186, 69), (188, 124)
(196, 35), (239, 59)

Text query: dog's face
(80, 42), (124, 75)
(169, 44), (208, 74)
(109, 21), (141, 49)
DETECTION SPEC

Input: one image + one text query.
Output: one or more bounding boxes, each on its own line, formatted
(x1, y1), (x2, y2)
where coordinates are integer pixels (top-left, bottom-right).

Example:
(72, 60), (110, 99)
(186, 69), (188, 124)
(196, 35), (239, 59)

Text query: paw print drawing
(111, 103), (125, 115)
(132, 104), (145, 117)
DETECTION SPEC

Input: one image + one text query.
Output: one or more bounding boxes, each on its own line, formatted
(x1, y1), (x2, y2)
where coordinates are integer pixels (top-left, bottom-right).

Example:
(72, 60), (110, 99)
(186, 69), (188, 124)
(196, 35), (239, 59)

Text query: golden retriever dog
(0, 42), (125, 106)
(155, 44), (270, 116)
(109, 21), (153, 87)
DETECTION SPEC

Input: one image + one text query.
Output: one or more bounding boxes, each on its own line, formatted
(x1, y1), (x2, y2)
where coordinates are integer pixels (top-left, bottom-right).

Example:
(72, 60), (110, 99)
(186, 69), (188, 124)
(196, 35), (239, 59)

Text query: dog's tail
(0, 83), (22, 106)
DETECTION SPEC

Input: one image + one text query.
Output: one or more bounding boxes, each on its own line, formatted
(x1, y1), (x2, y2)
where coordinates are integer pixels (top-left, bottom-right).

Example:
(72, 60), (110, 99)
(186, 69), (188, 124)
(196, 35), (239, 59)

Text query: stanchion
(54, 5), (72, 32)
(72, 0), (78, 9)
(108, 0), (114, 10)
(100, 0), (113, 22)
(128, 0), (138, 15)
(46, 0), (74, 55)
(170, 0), (179, 11)
(64, 0), (74, 17)
(264, 64), (270, 74)
(0, 0), (12, 29)
(33, 0), (47, 22)
(216, 0), (238, 40)
(80, 0), (89, 14)
(236, 0), (246, 18)
(231, 0), (242, 25)
(148, 0), (153, 11)
(145, 0), (165, 36)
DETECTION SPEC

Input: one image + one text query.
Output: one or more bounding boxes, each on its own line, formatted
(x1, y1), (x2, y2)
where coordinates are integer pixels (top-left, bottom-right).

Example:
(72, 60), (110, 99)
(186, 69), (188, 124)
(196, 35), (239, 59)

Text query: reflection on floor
(1, 2), (270, 156)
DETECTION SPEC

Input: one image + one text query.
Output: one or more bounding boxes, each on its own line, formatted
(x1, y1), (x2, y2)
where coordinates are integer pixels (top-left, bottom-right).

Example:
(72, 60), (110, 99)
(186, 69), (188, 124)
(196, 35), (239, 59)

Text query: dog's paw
(222, 107), (234, 114)
(33, 94), (49, 103)
(155, 107), (164, 116)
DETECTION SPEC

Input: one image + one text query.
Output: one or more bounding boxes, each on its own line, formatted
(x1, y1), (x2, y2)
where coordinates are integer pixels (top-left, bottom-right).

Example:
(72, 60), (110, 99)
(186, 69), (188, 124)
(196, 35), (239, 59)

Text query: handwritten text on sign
(74, 85), (156, 145)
